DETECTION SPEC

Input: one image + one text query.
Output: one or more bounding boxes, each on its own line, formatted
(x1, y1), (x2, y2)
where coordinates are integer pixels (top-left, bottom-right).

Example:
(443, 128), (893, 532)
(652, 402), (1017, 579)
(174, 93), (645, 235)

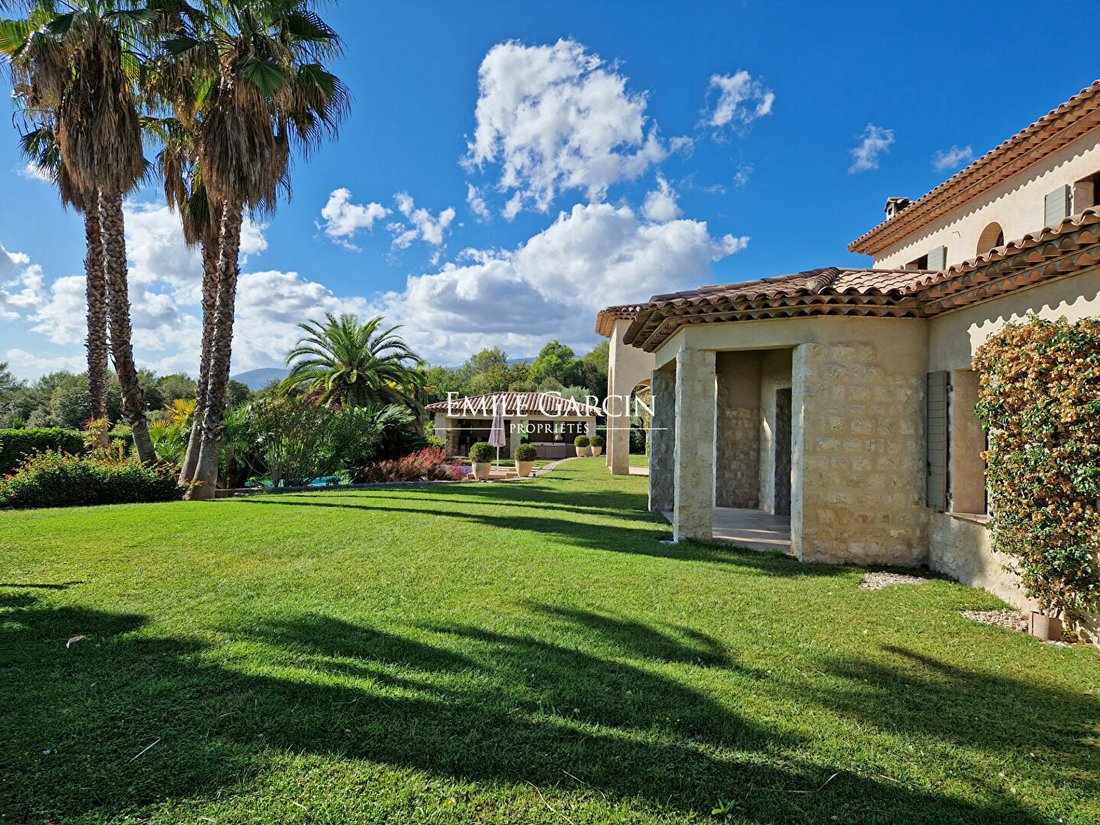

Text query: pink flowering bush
(357, 447), (460, 483)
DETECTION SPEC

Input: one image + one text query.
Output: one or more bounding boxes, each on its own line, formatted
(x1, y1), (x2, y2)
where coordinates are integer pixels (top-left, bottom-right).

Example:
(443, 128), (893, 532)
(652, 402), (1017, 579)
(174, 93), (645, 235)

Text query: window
(925, 370), (987, 515)
(907, 246), (947, 271)
(976, 222), (1004, 256)
(948, 370), (987, 515)
(1073, 172), (1100, 211)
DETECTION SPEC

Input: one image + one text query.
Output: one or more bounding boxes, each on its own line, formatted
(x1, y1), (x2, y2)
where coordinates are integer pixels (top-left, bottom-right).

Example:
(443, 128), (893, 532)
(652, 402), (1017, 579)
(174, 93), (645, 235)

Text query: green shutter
(926, 371), (949, 511)
(1044, 185), (1072, 226)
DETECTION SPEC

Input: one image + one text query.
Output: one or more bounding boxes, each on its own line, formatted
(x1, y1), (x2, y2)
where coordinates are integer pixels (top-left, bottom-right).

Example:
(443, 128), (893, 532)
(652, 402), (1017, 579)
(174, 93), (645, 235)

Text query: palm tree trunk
(179, 239), (220, 484)
(190, 202), (244, 500)
(99, 189), (155, 465)
(84, 204), (110, 448)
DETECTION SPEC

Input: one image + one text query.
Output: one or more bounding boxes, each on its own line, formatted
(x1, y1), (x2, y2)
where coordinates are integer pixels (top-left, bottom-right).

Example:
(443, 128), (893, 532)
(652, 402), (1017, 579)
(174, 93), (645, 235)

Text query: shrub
(0, 451), (181, 509)
(514, 443), (537, 462)
(973, 316), (1100, 622)
(358, 447), (458, 483)
(469, 442), (495, 463)
(0, 428), (84, 475)
(590, 434), (605, 448)
(246, 396), (383, 487)
(574, 435), (590, 448)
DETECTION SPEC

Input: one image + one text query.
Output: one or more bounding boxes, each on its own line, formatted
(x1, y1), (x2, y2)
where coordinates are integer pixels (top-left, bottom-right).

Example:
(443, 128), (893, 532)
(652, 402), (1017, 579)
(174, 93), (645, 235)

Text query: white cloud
(389, 192), (456, 249)
(0, 246), (44, 321)
(932, 144), (974, 172)
(376, 201), (748, 363)
(319, 188), (391, 250)
(849, 123), (894, 173)
(17, 162), (52, 183)
(704, 71), (775, 132)
(465, 38), (666, 215)
(466, 184), (491, 220)
(642, 175), (682, 223)
(4, 348), (85, 377)
(733, 163), (754, 188)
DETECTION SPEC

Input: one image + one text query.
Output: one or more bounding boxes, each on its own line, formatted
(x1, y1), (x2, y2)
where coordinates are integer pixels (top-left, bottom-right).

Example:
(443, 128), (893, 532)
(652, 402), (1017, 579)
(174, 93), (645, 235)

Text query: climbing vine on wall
(973, 316), (1100, 621)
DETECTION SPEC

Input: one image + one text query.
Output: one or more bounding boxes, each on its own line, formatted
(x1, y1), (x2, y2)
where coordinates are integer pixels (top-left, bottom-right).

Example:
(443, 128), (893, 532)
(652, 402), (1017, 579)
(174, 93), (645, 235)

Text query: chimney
(884, 197), (911, 219)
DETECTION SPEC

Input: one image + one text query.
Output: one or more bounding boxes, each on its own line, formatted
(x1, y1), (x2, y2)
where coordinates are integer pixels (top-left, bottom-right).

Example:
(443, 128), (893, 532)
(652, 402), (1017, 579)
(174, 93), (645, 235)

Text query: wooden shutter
(1044, 185), (1072, 226)
(926, 245), (947, 270)
(926, 371), (949, 511)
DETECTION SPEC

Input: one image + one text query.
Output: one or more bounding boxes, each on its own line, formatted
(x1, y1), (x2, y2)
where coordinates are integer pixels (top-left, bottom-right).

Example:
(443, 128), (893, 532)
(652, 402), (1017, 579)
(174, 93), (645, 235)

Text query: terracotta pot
(1028, 612), (1063, 641)
(516, 460), (534, 478)
(472, 462), (491, 480)
(591, 446), (603, 457)
(575, 447), (588, 457)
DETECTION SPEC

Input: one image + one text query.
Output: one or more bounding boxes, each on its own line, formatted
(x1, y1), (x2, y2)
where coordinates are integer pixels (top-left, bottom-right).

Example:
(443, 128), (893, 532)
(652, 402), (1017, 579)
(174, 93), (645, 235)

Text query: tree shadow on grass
(806, 644), (1100, 792)
(3, 591), (1066, 823)
(236, 495), (849, 577)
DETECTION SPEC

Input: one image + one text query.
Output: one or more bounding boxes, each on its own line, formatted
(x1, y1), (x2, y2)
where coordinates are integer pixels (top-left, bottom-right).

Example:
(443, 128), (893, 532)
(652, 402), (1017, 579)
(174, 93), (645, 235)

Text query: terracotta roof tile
(595, 303), (645, 336)
(621, 209), (1100, 353)
(850, 80), (1100, 256)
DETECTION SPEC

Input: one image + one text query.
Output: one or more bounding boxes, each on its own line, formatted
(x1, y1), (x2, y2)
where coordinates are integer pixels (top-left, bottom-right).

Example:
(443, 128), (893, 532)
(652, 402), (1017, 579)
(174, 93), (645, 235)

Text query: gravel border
(859, 571), (929, 590)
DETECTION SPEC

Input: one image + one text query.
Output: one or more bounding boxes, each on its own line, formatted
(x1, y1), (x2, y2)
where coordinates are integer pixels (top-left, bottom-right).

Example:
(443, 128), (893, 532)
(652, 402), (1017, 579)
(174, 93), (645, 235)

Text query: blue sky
(2, 0), (1098, 379)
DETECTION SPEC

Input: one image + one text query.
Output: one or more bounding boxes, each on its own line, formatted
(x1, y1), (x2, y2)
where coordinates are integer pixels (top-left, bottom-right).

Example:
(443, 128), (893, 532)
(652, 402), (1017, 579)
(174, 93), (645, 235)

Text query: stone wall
(794, 331), (927, 565)
(715, 351), (761, 508)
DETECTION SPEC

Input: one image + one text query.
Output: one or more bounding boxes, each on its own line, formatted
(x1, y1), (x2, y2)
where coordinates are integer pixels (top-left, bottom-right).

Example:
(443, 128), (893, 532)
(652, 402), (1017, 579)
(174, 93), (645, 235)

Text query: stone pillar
(648, 364), (676, 514)
(672, 348), (716, 542)
(508, 418), (523, 459)
(608, 388), (631, 476)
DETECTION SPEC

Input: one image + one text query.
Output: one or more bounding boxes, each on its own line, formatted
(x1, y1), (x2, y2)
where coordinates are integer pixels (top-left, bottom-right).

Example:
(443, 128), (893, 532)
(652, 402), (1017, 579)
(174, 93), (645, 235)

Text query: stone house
(428, 392), (599, 460)
(597, 81), (1100, 623)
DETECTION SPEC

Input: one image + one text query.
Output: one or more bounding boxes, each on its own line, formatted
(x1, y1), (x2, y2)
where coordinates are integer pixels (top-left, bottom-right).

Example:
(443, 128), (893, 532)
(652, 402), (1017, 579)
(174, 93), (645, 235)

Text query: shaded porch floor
(712, 507), (792, 554)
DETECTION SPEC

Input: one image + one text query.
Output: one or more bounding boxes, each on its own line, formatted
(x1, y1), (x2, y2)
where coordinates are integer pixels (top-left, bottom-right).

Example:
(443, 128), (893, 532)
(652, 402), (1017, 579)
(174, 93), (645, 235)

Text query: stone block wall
(716, 351), (762, 508)
(794, 337), (927, 565)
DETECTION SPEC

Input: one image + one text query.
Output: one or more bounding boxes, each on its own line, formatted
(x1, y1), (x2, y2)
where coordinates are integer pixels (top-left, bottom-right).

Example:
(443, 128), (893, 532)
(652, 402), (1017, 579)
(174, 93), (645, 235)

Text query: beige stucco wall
(607, 317), (656, 475)
(874, 131), (1100, 269)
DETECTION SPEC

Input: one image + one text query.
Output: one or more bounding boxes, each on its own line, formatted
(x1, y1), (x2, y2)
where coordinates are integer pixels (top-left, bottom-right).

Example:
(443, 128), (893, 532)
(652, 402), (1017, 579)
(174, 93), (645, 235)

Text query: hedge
(973, 316), (1100, 621)
(0, 451), (181, 509)
(0, 428), (85, 475)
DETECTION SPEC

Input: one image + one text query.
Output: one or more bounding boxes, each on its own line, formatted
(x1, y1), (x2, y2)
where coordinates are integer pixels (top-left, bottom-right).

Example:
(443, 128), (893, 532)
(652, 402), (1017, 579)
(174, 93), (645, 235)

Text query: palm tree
(282, 314), (425, 413)
(157, 0), (349, 498)
(2, 1), (156, 463)
(17, 124), (110, 443)
(146, 115), (223, 483)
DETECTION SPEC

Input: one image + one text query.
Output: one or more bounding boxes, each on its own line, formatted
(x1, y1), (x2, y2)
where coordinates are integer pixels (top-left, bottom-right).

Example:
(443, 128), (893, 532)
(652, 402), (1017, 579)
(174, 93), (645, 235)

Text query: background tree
(529, 341), (577, 387)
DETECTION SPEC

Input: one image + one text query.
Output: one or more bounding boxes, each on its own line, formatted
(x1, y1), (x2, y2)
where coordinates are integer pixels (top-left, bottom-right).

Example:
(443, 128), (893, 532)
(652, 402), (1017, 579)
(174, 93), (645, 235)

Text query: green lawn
(2, 458), (1097, 824)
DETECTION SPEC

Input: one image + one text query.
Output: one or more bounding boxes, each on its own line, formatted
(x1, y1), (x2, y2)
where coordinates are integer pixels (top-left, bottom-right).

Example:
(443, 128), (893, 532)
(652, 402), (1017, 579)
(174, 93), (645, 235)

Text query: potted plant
(469, 442), (494, 480)
(590, 434), (605, 457)
(574, 434), (590, 458)
(514, 443), (537, 478)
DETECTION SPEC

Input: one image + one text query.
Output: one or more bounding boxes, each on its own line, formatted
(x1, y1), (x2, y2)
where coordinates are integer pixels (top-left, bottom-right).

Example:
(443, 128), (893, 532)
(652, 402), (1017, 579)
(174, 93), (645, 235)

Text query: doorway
(774, 388), (792, 515)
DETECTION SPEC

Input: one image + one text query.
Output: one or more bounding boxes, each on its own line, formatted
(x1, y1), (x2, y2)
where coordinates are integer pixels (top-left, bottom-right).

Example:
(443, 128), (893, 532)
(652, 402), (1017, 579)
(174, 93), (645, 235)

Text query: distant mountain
(507, 356), (536, 365)
(231, 367), (290, 390)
